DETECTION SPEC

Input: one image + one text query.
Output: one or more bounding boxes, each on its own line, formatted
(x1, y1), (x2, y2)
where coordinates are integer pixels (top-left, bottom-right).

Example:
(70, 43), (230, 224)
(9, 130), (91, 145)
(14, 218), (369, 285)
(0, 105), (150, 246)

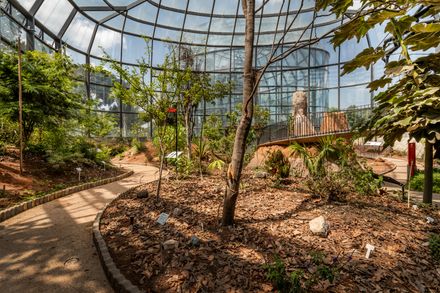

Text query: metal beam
(78, 6), (127, 11)
(58, 9), (77, 39)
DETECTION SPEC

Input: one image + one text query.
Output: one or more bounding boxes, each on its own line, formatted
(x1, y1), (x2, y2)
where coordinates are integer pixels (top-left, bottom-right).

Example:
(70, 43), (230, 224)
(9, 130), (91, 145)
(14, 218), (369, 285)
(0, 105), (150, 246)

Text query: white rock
(309, 216), (329, 237)
(412, 204), (418, 210)
(426, 216), (435, 224)
(162, 239), (179, 250)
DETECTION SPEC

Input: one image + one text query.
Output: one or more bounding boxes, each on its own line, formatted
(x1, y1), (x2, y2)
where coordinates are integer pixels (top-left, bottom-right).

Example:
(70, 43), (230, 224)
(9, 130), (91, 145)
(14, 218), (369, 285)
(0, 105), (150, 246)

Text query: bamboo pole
(17, 36), (24, 175)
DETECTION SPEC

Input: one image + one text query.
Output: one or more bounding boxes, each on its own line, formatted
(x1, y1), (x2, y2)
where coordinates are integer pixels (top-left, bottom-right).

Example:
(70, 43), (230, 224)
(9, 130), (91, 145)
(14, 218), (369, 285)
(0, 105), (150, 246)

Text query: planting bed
(0, 149), (124, 209)
(101, 174), (440, 292)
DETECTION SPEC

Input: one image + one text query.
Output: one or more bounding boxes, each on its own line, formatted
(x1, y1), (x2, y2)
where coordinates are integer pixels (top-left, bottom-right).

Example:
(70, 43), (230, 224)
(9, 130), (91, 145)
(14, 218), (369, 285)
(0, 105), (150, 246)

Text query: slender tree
(174, 45), (231, 160)
(220, 0), (425, 224)
(222, 0), (256, 226)
(106, 45), (176, 199)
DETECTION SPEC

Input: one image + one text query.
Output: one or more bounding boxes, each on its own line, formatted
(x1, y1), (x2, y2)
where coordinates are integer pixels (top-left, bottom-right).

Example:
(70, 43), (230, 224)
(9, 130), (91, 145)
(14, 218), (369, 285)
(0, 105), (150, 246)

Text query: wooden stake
(17, 36), (24, 175)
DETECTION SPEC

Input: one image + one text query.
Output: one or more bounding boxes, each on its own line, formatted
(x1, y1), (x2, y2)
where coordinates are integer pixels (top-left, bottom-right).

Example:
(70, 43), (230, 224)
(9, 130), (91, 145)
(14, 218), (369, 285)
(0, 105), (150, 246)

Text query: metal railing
(257, 105), (373, 145)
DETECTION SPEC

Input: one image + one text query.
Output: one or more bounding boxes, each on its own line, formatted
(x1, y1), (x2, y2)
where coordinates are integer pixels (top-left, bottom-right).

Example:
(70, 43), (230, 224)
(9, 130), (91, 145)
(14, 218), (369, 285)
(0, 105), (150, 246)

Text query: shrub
(264, 150), (290, 179)
(429, 234), (440, 262)
(175, 156), (194, 177)
(131, 138), (146, 154)
(409, 169), (440, 194)
(291, 137), (381, 199)
(0, 117), (18, 146)
(109, 143), (127, 157)
(306, 172), (350, 201)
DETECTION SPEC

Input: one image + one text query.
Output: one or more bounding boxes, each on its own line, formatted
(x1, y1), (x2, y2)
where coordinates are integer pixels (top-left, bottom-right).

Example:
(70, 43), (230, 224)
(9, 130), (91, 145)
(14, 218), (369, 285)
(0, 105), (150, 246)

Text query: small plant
(131, 138), (146, 154)
(264, 252), (345, 292)
(208, 159), (226, 173)
(264, 256), (297, 292)
(264, 150), (290, 179)
(429, 234), (440, 262)
(175, 156), (194, 177)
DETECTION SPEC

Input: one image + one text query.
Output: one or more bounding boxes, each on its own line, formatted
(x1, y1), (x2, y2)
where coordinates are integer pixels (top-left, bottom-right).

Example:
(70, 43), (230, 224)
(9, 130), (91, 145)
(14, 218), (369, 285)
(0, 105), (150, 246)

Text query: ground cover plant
(410, 169), (440, 194)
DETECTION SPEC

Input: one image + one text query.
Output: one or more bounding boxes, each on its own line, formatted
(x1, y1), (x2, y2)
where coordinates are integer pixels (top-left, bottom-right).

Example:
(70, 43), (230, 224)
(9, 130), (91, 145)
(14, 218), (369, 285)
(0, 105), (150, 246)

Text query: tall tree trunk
(222, 0), (255, 226)
(155, 145), (165, 200)
(423, 141), (433, 204)
(184, 106), (192, 160)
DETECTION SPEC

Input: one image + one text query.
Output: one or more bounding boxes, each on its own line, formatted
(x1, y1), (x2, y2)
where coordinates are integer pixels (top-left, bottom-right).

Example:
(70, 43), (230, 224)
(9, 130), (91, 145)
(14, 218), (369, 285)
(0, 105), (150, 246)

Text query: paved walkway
(0, 164), (159, 293)
(381, 157), (440, 205)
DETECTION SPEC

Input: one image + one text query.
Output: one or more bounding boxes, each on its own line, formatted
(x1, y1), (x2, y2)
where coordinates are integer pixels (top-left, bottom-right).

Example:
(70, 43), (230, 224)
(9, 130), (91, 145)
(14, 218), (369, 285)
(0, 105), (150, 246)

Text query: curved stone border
(0, 170), (134, 223)
(93, 186), (142, 293)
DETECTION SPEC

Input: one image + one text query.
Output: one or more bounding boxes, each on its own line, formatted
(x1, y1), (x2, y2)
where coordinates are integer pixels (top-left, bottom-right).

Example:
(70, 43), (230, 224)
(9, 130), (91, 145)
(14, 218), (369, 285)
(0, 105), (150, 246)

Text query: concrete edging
(0, 170), (134, 223)
(93, 186), (143, 293)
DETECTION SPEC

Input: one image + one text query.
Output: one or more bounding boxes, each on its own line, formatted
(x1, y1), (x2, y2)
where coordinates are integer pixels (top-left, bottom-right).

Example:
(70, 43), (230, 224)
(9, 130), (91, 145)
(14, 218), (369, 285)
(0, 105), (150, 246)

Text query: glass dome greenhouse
(0, 0), (385, 136)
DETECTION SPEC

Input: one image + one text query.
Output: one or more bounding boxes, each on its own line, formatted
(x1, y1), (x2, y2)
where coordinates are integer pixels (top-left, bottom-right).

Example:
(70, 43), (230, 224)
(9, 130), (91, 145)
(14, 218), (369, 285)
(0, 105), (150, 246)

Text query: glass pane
(63, 13), (95, 51)
(90, 26), (121, 59)
(188, 0), (214, 14)
(35, 0), (74, 35)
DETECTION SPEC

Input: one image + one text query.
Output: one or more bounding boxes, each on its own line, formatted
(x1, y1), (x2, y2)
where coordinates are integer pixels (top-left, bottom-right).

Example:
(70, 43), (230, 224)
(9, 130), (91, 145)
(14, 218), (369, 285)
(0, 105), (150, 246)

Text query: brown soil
(111, 141), (159, 165)
(0, 149), (124, 209)
(101, 174), (440, 292)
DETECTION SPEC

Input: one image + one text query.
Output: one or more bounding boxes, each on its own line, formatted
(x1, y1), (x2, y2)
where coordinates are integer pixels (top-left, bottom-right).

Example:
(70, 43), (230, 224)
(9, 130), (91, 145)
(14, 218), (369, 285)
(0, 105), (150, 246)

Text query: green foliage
(291, 137), (381, 200)
(264, 150), (290, 179)
(290, 136), (341, 178)
(0, 116), (18, 145)
(175, 155), (195, 177)
(208, 159), (226, 172)
(152, 125), (186, 156)
(0, 50), (82, 143)
(203, 104), (269, 164)
(315, 1), (440, 153)
(108, 143), (127, 157)
(345, 105), (372, 130)
(409, 169), (440, 193)
(264, 257), (292, 292)
(429, 234), (440, 263)
(131, 138), (146, 154)
(78, 99), (117, 137)
(264, 252), (342, 292)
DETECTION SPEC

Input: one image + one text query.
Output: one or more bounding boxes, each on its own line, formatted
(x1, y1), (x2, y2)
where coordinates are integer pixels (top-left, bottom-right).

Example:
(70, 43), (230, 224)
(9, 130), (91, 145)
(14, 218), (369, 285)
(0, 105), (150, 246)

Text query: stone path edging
(0, 170), (134, 223)
(93, 186), (142, 293)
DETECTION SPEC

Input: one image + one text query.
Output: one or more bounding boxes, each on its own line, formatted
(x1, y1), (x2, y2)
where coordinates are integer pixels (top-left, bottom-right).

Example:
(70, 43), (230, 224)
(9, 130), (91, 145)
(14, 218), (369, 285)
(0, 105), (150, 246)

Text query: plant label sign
(157, 213), (169, 225)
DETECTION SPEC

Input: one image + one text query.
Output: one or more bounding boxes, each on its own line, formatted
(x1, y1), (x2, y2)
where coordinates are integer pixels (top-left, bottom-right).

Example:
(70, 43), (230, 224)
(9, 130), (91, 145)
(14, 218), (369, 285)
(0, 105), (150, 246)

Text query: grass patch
(409, 169), (440, 194)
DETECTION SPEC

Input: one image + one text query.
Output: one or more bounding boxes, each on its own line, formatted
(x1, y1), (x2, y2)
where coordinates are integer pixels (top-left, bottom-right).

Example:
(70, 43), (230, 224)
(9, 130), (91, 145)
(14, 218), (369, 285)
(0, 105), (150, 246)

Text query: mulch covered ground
(0, 149), (124, 209)
(101, 174), (440, 292)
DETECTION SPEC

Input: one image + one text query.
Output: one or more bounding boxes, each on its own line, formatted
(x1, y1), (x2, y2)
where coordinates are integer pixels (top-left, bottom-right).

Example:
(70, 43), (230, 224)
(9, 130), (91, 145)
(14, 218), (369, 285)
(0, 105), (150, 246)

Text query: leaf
(385, 61), (414, 76)
(412, 23), (440, 33)
(395, 116), (412, 127)
(342, 48), (385, 74)
(368, 77), (392, 91)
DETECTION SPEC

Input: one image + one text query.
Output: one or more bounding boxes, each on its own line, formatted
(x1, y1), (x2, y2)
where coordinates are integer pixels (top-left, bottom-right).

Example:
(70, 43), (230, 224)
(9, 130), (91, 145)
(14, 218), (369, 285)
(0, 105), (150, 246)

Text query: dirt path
(0, 164), (159, 293)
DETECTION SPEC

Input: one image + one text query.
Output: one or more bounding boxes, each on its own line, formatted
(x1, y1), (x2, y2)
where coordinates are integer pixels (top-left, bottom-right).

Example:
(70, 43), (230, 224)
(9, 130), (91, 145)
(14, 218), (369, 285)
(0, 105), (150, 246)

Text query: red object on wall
(408, 142), (416, 177)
